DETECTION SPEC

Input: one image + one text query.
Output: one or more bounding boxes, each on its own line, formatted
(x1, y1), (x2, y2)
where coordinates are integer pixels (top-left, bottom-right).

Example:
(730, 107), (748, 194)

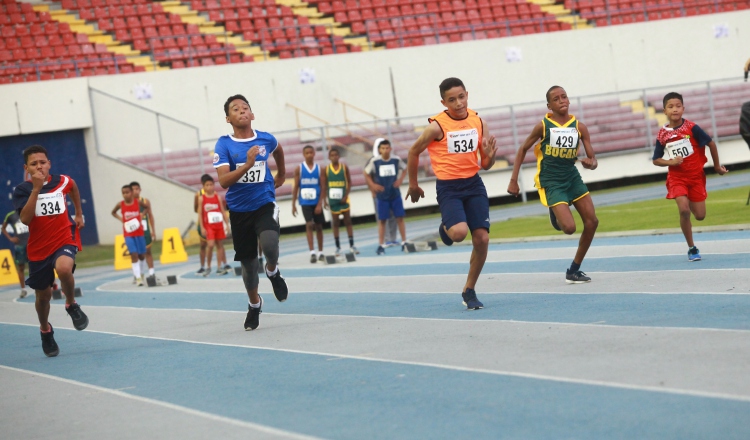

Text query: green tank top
(326, 163), (348, 202)
(533, 114), (581, 188)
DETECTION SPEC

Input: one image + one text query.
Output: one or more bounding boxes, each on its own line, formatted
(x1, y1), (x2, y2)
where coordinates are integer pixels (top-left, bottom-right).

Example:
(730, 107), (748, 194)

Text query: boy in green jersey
(322, 147), (358, 256)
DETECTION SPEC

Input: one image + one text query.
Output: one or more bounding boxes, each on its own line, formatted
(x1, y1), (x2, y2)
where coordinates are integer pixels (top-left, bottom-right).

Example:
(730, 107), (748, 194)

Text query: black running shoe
(244, 295), (263, 330)
(66, 303), (89, 331)
(549, 208), (561, 231)
(461, 288), (484, 310)
(41, 324), (59, 357)
(268, 269), (288, 302)
(566, 270), (591, 284)
(439, 222), (453, 246)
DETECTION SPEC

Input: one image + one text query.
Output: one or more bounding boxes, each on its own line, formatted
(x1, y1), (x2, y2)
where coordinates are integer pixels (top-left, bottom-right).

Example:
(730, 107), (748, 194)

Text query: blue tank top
(372, 157), (402, 201)
(298, 163), (320, 206)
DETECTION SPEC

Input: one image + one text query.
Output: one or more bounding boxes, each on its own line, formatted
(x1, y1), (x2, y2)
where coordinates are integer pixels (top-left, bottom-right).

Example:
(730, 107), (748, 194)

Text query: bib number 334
(35, 192), (66, 217)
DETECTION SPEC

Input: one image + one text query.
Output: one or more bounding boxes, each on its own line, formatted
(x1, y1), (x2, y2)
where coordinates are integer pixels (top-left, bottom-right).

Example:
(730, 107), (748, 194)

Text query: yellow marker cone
(160, 227), (188, 264)
(114, 234), (132, 270)
(0, 249), (20, 287)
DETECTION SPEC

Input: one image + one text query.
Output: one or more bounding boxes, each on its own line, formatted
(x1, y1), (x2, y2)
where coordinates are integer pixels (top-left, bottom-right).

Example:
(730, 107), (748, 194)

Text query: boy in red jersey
(653, 92), (728, 261)
(197, 175), (232, 275)
(12, 145), (89, 357)
(112, 184), (147, 285)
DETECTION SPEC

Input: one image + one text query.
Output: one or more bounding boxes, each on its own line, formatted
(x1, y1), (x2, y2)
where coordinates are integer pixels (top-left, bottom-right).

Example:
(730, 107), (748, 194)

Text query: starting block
(405, 241), (438, 253)
(324, 252), (357, 264)
(52, 287), (82, 299)
(146, 275), (178, 287)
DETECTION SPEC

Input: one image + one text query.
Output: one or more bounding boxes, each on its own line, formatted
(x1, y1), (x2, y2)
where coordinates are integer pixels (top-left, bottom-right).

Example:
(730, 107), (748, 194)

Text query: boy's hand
(245, 146), (259, 167)
(74, 214), (84, 229)
(30, 170), (45, 191)
(405, 185), (424, 203)
(291, 204), (297, 217)
(670, 156), (684, 166)
(314, 205), (322, 215)
(273, 173), (285, 188)
(482, 135), (498, 160)
(507, 180), (520, 196)
(371, 184), (385, 193)
(9, 236), (19, 245)
(581, 157), (598, 170)
(715, 165), (728, 175)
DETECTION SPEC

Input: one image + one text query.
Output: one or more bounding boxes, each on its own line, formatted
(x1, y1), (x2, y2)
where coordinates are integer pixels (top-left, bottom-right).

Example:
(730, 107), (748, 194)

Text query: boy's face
(203, 180), (215, 194)
(441, 86), (469, 119)
(122, 187), (133, 202)
(378, 143), (392, 158)
(131, 185), (141, 198)
(547, 88), (570, 114)
(24, 153), (51, 180)
(225, 99), (254, 129)
(664, 98), (684, 122)
(303, 148), (315, 162)
(329, 149), (340, 164)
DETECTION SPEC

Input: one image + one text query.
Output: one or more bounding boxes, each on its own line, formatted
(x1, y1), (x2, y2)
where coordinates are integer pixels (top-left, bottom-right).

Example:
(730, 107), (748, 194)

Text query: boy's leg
(463, 228), (489, 293)
(378, 220), (386, 245)
(315, 224), (324, 252)
(216, 240), (226, 266)
(689, 201), (706, 221)
(675, 196), (695, 247)
(550, 203), (576, 235)
(305, 222), (314, 251)
(199, 239), (207, 267)
(17, 262), (26, 289)
(206, 239), (215, 269)
(145, 247), (154, 270)
(35, 286), (53, 331)
(343, 211), (354, 237)
(396, 217), (407, 242)
(331, 214), (340, 245)
(570, 194), (598, 266)
(55, 255), (77, 305)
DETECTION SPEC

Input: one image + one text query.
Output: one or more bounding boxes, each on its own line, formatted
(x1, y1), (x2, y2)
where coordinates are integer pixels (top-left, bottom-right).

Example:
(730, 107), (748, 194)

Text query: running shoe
(438, 222), (453, 246)
(202, 268), (212, 277)
(565, 270), (591, 284)
(41, 324), (59, 357)
(244, 295), (263, 330)
(385, 241), (399, 248)
(376, 245), (385, 255)
(688, 246), (701, 262)
(335, 248), (342, 257)
(19, 289), (27, 299)
(137, 278), (144, 287)
(461, 288), (484, 310)
(132, 276), (137, 284)
(66, 302), (89, 330)
(195, 267), (206, 275)
(549, 208), (562, 231)
(267, 270), (288, 302)
(223, 264), (233, 272)
(216, 267), (229, 276)
(310, 254), (317, 263)
(350, 246), (359, 255)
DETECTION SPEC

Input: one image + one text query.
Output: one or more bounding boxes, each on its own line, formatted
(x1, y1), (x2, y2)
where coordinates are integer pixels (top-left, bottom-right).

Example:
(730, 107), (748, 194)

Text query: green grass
(488, 185), (750, 239)
(75, 241), (209, 269)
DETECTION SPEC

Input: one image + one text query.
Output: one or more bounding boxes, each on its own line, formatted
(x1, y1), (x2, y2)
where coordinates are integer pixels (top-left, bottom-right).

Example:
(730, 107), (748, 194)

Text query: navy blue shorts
(376, 196), (405, 220)
(436, 173), (490, 232)
(26, 244), (77, 291)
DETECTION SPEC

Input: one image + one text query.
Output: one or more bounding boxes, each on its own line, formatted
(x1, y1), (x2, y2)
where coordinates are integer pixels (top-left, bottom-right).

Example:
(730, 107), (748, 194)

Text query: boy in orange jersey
(405, 78), (497, 310)
(197, 175), (232, 275)
(652, 92), (727, 261)
(507, 86), (599, 283)
(12, 145), (89, 357)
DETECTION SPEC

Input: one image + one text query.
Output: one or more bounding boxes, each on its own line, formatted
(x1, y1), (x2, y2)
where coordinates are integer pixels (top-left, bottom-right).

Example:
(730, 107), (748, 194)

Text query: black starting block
(146, 275), (178, 287)
(167, 275), (177, 285)
(75, 287), (83, 297)
(324, 252), (357, 264)
(51, 287), (82, 299)
(405, 241), (438, 253)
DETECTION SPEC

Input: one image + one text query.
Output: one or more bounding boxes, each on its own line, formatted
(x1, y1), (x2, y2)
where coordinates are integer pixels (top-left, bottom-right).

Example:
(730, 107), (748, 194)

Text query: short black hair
(546, 85), (563, 102)
(122, 184), (132, 190)
(329, 147), (341, 156)
(224, 94), (250, 116)
(439, 77), (465, 99)
(200, 174), (214, 184)
(378, 139), (391, 147)
(303, 145), (315, 152)
(130, 181), (140, 188)
(662, 92), (683, 108)
(23, 145), (48, 164)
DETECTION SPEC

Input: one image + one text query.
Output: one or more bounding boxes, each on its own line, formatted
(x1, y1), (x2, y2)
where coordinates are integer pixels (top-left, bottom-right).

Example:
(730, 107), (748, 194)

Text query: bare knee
(694, 213), (705, 221)
(678, 209), (691, 221)
(584, 216), (599, 231)
(561, 223), (576, 235)
(472, 230), (489, 249)
(448, 223), (469, 242)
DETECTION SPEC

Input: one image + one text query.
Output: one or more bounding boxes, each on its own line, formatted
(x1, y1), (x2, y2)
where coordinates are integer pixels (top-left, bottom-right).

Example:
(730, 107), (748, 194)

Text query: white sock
(310, 250), (315, 255)
(248, 299), (261, 308)
(148, 268), (155, 276)
(318, 251), (324, 257)
(132, 263), (141, 279)
(266, 266), (278, 277)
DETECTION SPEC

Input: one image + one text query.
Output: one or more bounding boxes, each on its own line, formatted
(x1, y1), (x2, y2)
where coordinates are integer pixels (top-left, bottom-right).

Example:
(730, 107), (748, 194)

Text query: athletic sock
(140, 259), (147, 276)
(64, 302), (76, 309)
(266, 266), (278, 277)
(41, 326), (52, 333)
(148, 268), (155, 276)
(349, 236), (354, 247)
(132, 262), (141, 279)
(569, 261), (581, 273)
(334, 237), (341, 249)
(248, 299), (261, 308)
(310, 250), (316, 255)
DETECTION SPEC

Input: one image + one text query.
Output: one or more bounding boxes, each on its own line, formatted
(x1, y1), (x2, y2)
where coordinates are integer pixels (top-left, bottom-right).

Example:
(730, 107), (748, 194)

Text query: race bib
(329, 188), (344, 200)
(665, 138), (693, 160)
(237, 161), (266, 184)
(124, 217), (141, 233)
(207, 211), (223, 224)
(300, 188), (317, 200)
(141, 220), (148, 231)
(378, 164), (396, 177)
(35, 192), (66, 217)
(14, 221), (29, 235)
(447, 129), (479, 154)
(550, 127), (579, 149)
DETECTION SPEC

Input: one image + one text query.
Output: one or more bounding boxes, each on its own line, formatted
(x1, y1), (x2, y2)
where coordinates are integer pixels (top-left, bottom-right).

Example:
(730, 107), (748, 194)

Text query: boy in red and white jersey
(12, 145), (89, 357)
(112, 184), (148, 285)
(652, 92), (728, 261)
(197, 175), (231, 275)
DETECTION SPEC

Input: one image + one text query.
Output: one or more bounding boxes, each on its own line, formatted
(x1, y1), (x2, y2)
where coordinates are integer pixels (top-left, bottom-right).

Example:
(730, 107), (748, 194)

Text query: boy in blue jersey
(213, 94), (289, 331)
(291, 145), (325, 263)
(364, 139), (409, 254)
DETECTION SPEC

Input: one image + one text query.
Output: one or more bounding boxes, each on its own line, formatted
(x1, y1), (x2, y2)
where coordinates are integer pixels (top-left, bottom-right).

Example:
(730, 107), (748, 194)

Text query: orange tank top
(426, 109), (484, 180)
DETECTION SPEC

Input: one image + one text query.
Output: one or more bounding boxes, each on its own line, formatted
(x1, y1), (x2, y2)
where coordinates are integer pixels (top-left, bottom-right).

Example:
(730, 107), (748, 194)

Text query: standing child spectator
(652, 92), (728, 261)
(365, 139), (409, 255)
(112, 184), (147, 286)
(3, 209), (30, 298)
(292, 145), (325, 263)
(194, 179), (210, 274)
(130, 181), (158, 280)
(369, 138), (399, 246)
(323, 147), (358, 256)
(12, 144), (89, 357)
(197, 175), (232, 275)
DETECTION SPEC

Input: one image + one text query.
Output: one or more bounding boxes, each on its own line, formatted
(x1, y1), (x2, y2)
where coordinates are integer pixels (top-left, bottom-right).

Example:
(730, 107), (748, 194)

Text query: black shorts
(229, 202), (280, 261)
(27, 244), (77, 291)
(302, 205), (325, 225)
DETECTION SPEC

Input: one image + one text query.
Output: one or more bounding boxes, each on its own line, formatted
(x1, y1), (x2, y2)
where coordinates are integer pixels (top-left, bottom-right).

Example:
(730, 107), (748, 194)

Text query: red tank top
(201, 193), (224, 227)
(121, 199), (143, 237)
(24, 174), (82, 261)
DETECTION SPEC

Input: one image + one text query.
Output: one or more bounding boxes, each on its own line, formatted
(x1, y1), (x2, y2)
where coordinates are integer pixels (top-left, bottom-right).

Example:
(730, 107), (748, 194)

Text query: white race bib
(665, 138), (693, 160)
(14, 221), (29, 235)
(35, 192), (66, 217)
(141, 220), (148, 231)
(378, 164), (396, 177)
(237, 161), (266, 184)
(207, 211), (223, 224)
(124, 217), (141, 233)
(329, 188), (344, 200)
(447, 129), (479, 154)
(300, 188), (317, 200)
(549, 127), (579, 150)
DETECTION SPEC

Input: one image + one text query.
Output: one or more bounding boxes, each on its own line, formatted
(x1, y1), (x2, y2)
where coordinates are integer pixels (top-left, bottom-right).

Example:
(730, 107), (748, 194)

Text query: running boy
(507, 86), (599, 283)
(405, 78), (496, 309)
(323, 147), (358, 256)
(292, 145), (325, 263)
(197, 175), (232, 275)
(112, 184), (147, 286)
(130, 181), (157, 279)
(12, 145), (89, 357)
(214, 94), (288, 330)
(2, 209), (30, 298)
(652, 92), (728, 261)
(366, 139), (409, 255)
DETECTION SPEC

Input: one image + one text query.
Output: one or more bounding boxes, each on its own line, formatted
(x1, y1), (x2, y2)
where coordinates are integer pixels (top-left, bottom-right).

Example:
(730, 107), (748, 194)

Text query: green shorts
(329, 201), (350, 215)
(14, 244), (28, 265)
(538, 173), (589, 207)
(144, 228), (152, 247)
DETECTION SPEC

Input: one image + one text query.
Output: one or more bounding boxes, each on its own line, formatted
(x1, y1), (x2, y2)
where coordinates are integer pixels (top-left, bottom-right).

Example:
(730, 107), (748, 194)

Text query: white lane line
(2, 322), (749, 402)
(0, 364), (322, 440)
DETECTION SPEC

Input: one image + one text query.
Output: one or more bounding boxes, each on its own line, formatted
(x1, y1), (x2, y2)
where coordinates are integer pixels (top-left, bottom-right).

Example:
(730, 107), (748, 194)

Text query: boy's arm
(395, 159), (407, 188)
(577, 122), (598, 170)
(1, 215), (17, 243)
(507, 122), (544, 196)
(272, 143), (286, 189)
(319, 167), (328, 210)
(111, 203), (123, 222)
(145, 198), (156, 240)
(197, 195), (204, 230)
(343, 165), (352, 200)
(291, 166), (300, 217)
(363, 166), (383, 193)
(652, 141), (683, 167)
(69, 178), (84, 228)
(707, 141), (728, 175)
(221, 195), (229, 222)
(18, 171), (45, 225)
(193, 192), (200, 213)
(480, 119), (497, 170)
(405, 121), (441, 203)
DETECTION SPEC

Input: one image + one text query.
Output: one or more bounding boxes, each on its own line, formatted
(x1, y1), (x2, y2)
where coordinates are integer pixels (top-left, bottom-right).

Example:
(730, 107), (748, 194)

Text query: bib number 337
(238, 161), (266, 184)
(35, 192), (66, 217)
